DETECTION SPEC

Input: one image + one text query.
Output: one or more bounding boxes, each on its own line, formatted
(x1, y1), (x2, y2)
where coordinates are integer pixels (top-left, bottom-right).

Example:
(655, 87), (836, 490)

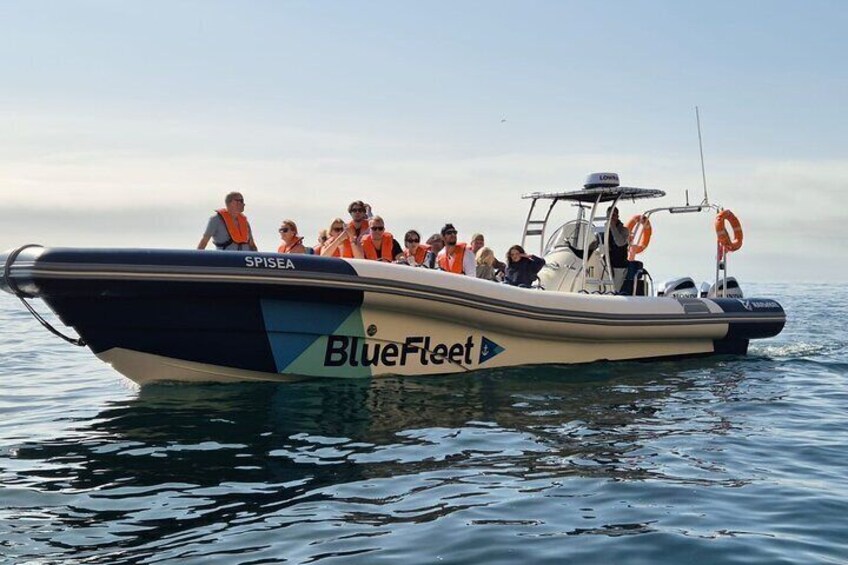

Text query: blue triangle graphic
(479, 336), (505, 364)
(260, 298), (358, 372)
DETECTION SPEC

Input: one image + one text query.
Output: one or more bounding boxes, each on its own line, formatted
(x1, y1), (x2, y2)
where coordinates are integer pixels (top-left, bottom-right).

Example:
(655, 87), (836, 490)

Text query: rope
(4, 244), (87, 347)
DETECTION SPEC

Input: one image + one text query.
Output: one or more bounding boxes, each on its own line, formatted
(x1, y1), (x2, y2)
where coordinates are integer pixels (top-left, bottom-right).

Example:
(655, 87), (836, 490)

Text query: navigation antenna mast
(696, 106), (710, 206)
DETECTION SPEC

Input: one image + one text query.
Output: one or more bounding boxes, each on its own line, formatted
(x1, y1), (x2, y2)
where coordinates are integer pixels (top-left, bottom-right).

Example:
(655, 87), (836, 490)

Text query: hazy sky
(1, 1), (846, 283)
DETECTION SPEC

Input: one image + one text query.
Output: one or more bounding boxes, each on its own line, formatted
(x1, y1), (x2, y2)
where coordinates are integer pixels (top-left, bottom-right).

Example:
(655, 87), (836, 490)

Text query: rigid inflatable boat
(1, 173), (785, 385)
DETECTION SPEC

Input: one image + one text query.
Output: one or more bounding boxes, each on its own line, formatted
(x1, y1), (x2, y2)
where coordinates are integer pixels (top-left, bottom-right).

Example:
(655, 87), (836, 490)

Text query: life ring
(715, 209), (743, 252)
(626, 214), (652, 260)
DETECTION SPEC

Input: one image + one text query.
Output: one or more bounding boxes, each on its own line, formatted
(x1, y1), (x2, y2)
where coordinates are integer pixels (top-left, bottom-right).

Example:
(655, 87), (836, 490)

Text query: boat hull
(1, 247), (786, 385)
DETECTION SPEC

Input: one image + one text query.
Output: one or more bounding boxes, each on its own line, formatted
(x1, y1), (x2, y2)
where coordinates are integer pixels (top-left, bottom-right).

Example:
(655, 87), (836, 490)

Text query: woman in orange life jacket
(197, 191), (258, 251)
(436, 223), (476, 276)
(399, 229), (430, 266)
(360, 216), (404, 262)
(320, 218), (364, 259)
(313, 229), (329, 255)
(277, 219), (308, 254)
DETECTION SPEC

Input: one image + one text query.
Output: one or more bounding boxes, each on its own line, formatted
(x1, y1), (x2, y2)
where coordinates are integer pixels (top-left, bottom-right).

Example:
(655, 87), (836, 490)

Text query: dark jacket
(504, 255), (546, 287)
(609, 221), (629, 268)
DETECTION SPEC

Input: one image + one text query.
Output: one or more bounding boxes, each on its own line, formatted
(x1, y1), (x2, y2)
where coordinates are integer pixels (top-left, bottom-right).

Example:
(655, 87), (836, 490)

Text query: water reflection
(4, 359), (771, 563)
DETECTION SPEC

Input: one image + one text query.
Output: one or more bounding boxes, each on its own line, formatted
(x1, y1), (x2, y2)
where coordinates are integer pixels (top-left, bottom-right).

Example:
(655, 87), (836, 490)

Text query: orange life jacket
(404, 243), (430, 265)
(340, 220), (368, 258)
(215, 209), (251, 249)
(278, 236), (304, 254)
(438, 243), (467, 274)
(361, 233), (396, 261)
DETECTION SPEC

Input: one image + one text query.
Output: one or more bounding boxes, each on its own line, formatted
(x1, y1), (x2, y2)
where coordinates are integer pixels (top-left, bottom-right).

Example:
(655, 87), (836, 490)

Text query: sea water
(1, 284), (846, 564)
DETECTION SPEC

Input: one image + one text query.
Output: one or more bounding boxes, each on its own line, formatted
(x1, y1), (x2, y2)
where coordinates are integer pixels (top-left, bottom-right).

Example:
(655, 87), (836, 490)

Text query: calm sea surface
(1, 284), (846, 564)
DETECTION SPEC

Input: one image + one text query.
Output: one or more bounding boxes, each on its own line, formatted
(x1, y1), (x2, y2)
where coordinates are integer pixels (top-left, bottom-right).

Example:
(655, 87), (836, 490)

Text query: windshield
(544, 219), (591, 256)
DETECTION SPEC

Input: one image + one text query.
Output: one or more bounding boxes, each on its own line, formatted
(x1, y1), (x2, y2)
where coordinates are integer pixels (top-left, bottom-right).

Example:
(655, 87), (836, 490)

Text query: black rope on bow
(4, 244), (87, 347)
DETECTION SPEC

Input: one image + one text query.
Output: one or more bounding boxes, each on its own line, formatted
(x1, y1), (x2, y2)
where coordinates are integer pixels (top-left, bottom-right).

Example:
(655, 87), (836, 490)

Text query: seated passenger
(437, 223), (476, 277)
(400, 229), (430, 266)
(475, 247), (502, 281)
(277, 220), (309, 254)
(470, 233), (485, 254)
(360, 216), (403, 262)
(320, 218), (363, 259)
(347, 200), (372, 240)
(472, 233), (506, 273)
(314, 229), (329, 254)
(504, 245), (545, 287)
(424, 233), (444, 269)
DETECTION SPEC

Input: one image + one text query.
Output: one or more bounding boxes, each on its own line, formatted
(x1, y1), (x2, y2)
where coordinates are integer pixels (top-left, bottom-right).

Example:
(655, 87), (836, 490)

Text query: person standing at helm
(360, 216), (403, 262)
(607, 206), (630, 291)
(197, 192), (257, 251)
(437, 223), (476, 277)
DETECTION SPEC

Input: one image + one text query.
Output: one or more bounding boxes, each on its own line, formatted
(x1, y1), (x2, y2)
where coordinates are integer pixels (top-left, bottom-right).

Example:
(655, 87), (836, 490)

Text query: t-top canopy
(522, 186), (666, 203)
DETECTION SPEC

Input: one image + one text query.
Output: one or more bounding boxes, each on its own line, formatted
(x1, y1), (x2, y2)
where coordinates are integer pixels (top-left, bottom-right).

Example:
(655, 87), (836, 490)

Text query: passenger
(339, 201), (372, 258)
(607, 206), (630, 292)
(360, 216), (403, 262)
(277, 219), (309, 254)
(314, 229), (329, 254)
(470, 233), (485, 254)
(475, 247), (501, 281)
(437, 223), (476, 276)
(423, 234), (444, 269)
(320, 218), (363, 259)
(347, 200), (372, 239)
(471, 232), (506, 273)
(197, 191), (258, 251)
(504, 245), (545, 287)
(400, 229), (430, 266)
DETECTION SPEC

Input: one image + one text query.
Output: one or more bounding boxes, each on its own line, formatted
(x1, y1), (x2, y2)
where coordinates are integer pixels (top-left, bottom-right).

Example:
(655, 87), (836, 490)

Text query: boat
(1, 173), (785, 385)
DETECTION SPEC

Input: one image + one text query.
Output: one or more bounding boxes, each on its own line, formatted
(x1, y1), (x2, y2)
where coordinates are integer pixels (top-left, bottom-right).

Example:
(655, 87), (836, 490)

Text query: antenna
(695, 106), (710, 205)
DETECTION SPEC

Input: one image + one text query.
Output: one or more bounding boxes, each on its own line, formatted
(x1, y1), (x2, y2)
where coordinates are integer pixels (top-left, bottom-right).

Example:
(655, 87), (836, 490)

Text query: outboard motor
(699, 281), (711, 298)
(657, 277), (698, 298)
(708, 277), (743, 298)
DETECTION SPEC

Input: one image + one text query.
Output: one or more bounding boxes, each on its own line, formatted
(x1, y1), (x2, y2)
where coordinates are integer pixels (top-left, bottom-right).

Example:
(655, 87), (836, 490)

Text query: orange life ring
(626, 214), (652, 260)
(715, 209), (743, 252)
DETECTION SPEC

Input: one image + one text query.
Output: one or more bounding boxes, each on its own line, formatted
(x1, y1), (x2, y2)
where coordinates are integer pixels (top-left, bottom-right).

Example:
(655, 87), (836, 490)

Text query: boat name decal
(324, 335), (505, 368)
(736, 299), (780, 311)
(245, 256), (296, 270)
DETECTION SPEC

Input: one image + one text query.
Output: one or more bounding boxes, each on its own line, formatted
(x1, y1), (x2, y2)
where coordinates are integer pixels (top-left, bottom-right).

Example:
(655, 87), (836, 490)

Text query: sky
(1, 0), (846, 283)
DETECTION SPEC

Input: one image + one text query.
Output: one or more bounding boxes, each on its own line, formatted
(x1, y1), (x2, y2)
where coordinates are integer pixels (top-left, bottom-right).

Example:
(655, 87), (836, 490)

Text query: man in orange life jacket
(360, 216), (403, 262)
(437, 223), (476, 276)
(337, 200), (372, 258)
(197, 192), (258, 251)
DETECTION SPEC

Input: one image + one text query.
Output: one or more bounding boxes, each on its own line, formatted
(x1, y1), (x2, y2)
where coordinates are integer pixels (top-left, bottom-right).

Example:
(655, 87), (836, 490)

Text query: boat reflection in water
(4, 359), (766, 561)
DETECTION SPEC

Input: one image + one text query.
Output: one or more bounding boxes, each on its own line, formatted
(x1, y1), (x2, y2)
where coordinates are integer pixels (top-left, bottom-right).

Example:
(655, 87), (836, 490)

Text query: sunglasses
(331, 227), (343, 232)
(350, 207), (365, 213)
(405, 238), (419, 243)
(278, 227), (290, 233)
(233, 198), (244, 203)
(371, 226), (385, 231)
(444, 230), (457, 236)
